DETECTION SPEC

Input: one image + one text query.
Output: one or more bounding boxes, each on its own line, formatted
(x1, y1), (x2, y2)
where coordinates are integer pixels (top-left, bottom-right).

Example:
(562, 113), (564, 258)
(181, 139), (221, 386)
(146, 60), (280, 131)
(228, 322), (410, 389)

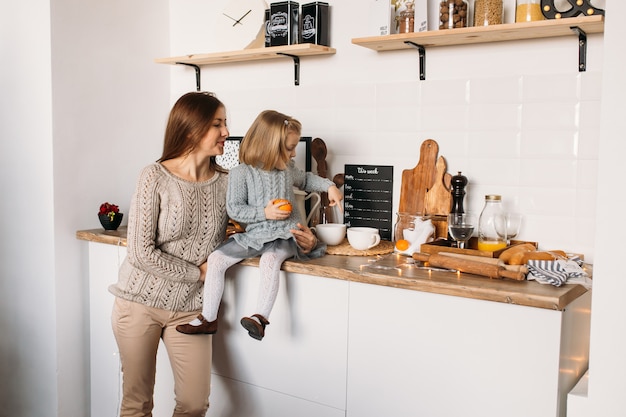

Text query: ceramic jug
(293, 189), (321, 226)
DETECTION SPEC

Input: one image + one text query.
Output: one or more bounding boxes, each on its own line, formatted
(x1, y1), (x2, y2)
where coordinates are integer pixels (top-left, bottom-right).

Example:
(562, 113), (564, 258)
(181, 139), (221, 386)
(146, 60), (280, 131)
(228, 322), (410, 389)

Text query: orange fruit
(272, 199), (292, 212)
(395, 239), (410, 251)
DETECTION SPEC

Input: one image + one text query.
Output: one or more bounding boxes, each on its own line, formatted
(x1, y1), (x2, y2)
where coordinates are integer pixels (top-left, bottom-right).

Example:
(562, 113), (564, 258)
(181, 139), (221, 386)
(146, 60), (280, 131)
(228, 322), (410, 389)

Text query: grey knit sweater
(109, 163), (229, 312)
(227, 160), (334, 250)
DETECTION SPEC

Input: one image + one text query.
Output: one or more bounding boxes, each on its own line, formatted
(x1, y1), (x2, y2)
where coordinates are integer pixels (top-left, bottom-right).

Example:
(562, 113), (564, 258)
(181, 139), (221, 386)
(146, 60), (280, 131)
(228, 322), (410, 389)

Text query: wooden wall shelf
(352, 15), (604, 80)
(155, 44), (336, 86)
(351, 15), (604, 51)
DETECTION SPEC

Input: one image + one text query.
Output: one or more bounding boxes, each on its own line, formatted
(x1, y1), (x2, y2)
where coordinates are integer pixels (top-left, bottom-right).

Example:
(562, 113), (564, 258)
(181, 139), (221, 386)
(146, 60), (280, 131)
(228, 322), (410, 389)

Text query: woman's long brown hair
(158, 91), (227, 173)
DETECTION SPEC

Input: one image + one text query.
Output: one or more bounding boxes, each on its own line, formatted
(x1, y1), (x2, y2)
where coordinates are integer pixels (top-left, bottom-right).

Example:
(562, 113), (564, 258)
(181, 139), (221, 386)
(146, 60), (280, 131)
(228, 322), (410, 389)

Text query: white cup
(347, 227), (381, 250)
(311, 223), (346, 246)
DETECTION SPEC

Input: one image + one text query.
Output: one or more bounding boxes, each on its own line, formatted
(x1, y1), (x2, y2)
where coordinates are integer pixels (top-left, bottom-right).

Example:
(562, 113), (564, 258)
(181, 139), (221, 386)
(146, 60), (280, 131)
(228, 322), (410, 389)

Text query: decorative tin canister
(301, 2), (330, 46)
(269, 1), (300, 46)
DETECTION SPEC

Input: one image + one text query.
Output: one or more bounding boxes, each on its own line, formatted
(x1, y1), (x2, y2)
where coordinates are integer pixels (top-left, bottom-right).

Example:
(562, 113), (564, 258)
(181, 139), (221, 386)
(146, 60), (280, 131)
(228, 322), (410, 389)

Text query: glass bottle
(474, 0), (503, 26)
(439, 0), (469, 30)
(397, 1), (416, 34)
(477, 194), (507, 252)
(515, 0), (545, 22)
(394, 212), (434, 254)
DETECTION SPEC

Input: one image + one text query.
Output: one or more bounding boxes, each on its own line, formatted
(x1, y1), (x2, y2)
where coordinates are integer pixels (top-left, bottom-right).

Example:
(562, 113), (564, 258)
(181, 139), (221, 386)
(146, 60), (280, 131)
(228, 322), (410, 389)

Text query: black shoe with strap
(240, 314), (270, 340)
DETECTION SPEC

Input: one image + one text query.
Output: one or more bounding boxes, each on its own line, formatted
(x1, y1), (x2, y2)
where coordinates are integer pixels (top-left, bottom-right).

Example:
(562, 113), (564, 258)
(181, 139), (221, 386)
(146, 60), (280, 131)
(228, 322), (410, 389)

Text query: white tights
(201, 244), (294, 322)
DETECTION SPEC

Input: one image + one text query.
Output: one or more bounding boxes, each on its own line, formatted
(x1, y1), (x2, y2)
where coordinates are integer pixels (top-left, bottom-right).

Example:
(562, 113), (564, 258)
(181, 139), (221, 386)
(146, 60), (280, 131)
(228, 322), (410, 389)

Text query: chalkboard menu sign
(343, 165), (394, 240)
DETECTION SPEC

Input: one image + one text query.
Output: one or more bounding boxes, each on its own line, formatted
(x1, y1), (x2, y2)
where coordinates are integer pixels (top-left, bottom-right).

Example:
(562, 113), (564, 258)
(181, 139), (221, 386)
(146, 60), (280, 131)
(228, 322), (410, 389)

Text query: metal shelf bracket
(277, 52), (301, 86)
(570, 26), (587, 72)
(176, 62), (202, 91)
(405, 41), (426, 80)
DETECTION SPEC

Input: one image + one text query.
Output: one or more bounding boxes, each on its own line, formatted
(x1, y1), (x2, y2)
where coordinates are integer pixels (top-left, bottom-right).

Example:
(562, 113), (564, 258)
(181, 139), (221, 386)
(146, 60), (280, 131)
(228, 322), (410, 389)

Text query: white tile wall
(169, 1), (604, 261)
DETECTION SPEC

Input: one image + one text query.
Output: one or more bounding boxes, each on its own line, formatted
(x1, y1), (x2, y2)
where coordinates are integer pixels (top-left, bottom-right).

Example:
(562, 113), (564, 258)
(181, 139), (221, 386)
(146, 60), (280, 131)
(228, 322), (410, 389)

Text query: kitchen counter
(76, 227), (587, 310)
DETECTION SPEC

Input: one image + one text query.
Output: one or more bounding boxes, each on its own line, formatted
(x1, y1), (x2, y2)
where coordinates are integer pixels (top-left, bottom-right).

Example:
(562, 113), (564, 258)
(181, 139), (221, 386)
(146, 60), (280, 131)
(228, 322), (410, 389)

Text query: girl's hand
(265, 199), (292, 220)
(326, 185), (344, 212)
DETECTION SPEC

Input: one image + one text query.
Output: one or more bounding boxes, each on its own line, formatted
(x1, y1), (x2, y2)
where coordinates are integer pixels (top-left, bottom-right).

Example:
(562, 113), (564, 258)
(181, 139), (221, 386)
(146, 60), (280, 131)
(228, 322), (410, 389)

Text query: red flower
(99, 202), (120, 221)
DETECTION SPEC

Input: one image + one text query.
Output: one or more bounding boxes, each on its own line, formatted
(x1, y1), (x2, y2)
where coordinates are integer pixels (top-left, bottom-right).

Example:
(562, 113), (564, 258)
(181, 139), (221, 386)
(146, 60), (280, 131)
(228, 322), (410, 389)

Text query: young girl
(177, 110), (343, 340)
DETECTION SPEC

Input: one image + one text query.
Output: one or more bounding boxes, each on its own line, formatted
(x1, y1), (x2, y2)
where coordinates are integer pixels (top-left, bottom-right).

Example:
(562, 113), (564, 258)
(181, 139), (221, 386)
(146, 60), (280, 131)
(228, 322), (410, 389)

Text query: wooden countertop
(76, 227), (587, 311)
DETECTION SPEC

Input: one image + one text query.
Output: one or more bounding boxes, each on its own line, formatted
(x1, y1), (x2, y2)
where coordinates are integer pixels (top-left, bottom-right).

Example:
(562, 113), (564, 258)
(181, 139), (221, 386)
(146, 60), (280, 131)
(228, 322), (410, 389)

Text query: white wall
(0, 2), (57, 416)
(169, 0), (603, 261)
(0, 1), (169, 416)
(586, 1), (626, 415)
(0, 0), (622, 416)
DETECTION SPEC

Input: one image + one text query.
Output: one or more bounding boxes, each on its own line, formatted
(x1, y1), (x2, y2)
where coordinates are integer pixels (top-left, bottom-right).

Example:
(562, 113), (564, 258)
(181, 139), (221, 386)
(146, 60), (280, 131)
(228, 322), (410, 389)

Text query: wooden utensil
(332, 173), (344, 188)
(412, 252), (526, 280)
(399, 139), (439, 215)
(424, 156), (452, 215)
(311, 138), (328, 178)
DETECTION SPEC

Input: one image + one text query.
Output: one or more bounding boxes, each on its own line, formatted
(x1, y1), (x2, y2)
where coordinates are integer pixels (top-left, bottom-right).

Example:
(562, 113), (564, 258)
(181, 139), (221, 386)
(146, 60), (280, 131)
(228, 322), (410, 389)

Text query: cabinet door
(209, 265), (350, 416)
(88, 243), (126, 417)
(346, 281), (564, 417)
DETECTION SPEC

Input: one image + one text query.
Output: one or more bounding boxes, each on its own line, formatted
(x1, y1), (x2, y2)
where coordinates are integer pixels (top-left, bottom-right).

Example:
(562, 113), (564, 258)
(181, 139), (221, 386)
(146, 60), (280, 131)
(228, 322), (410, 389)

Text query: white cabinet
(209, 265), (350, 417)
(87, 242), (124, 417)
(87, 242), (349, 417)
(87, 242), (176, 417)
(86, 241), (590, 417)
(346, 281), (591, 417)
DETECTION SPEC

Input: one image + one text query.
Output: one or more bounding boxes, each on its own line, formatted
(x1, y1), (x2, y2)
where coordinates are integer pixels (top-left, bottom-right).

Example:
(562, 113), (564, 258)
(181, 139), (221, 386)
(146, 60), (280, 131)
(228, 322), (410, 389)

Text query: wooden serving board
(399, 139), (452, 238)
(399, 139), (451, 216)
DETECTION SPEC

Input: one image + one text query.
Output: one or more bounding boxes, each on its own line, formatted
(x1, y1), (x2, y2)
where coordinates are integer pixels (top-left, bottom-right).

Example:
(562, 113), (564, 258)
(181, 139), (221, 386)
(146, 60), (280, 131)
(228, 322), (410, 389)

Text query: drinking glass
(495, 213), (522, 245)
(447, 213), (476, 249)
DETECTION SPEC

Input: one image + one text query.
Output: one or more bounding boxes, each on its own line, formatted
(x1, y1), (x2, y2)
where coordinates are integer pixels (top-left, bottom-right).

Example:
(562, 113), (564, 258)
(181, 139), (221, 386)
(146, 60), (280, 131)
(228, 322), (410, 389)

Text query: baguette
(499, 243), (536, 265)
(522, 250), (567, 263)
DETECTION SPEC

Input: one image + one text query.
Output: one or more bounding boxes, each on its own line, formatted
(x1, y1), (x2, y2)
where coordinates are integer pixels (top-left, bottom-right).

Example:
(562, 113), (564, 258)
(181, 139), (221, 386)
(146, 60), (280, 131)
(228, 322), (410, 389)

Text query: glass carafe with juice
(477, 194), (507, 252)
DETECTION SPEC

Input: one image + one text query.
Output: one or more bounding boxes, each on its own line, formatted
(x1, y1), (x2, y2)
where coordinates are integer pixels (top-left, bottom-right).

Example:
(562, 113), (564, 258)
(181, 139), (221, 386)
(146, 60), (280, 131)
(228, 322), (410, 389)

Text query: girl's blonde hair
(239, 110), (302, 170)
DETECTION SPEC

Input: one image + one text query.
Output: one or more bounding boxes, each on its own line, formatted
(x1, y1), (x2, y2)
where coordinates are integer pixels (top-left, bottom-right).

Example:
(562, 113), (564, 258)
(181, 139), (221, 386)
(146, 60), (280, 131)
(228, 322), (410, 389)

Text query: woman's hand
(290, 222), (318, 253)
(199, 262), (207, 282)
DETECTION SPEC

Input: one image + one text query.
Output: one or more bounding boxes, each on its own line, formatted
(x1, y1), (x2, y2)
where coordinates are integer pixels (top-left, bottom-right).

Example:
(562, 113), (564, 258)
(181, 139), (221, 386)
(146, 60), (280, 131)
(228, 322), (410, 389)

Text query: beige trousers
(111, 298), (213, 417)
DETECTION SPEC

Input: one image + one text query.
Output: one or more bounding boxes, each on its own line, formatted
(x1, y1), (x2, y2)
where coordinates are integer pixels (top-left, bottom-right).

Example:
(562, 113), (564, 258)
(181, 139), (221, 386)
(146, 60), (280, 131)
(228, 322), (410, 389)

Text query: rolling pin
(412, 252), (526, 281)
(438, 252), (528, 275)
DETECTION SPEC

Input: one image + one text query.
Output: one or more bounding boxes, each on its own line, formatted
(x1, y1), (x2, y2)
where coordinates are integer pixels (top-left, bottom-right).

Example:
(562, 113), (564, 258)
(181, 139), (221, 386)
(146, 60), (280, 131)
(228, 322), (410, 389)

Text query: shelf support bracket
(277, 53), (301, 86)
(405, 41), (426, 80)
(570, 26), (587, 72)
(175, 62), (202, 91)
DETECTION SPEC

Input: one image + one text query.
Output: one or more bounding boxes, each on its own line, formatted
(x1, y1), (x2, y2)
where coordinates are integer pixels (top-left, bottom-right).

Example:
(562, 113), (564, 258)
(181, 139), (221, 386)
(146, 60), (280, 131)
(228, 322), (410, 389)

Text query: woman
(109, 92), (318, 417)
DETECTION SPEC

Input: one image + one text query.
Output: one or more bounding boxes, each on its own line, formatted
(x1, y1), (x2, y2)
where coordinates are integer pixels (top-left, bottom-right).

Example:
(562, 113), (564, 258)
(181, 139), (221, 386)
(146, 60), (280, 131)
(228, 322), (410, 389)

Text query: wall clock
(214, 0), (268, 51)
(540, 0), (604, 19)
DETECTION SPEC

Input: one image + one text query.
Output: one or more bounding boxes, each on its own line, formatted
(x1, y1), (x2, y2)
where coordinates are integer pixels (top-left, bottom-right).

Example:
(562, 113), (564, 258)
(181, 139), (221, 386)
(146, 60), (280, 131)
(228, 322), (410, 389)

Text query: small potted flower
(98, 202), (123, 230)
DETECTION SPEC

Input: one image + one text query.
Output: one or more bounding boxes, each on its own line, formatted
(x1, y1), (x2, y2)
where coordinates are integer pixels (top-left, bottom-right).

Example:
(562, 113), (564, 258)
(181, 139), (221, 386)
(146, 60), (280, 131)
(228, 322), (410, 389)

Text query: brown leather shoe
(176, 314), (218, 335)
(240, 314), (270, 340)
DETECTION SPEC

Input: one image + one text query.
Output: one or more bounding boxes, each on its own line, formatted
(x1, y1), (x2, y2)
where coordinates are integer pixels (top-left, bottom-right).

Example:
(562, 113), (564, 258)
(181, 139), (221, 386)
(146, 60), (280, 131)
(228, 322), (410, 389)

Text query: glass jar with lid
(474, 0), (503, 26)
(515, 0), (545, 22)
(396, 1), (415, 33)
(439, 0), (469, 29)
(477, 194), (507, 252)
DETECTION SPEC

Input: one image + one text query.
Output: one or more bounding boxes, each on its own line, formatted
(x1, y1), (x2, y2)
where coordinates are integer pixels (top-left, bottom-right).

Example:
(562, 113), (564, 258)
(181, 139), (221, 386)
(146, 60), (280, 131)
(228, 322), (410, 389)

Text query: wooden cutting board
(424, 156), (452, 215)
(399, 139), (451, 216)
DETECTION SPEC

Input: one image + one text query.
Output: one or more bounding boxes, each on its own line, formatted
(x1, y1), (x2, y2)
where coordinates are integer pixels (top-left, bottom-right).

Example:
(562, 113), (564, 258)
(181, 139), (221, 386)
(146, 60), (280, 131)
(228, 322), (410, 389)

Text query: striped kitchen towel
(527, 256), (588, 287)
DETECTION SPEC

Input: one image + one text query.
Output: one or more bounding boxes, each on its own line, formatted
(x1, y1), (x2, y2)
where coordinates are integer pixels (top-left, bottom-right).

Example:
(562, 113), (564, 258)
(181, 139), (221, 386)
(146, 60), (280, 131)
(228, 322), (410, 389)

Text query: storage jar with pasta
(474, 0), (503, 26)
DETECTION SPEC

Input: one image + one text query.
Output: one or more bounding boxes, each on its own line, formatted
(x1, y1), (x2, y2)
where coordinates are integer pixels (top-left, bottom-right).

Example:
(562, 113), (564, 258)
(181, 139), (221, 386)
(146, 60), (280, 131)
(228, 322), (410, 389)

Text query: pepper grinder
(450, 171), (468, 215)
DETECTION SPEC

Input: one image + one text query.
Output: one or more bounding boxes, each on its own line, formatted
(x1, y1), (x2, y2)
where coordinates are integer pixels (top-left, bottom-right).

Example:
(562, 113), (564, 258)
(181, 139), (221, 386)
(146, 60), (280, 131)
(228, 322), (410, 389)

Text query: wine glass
(495, 213), (522, 245)
(447, 213), (476, 249)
